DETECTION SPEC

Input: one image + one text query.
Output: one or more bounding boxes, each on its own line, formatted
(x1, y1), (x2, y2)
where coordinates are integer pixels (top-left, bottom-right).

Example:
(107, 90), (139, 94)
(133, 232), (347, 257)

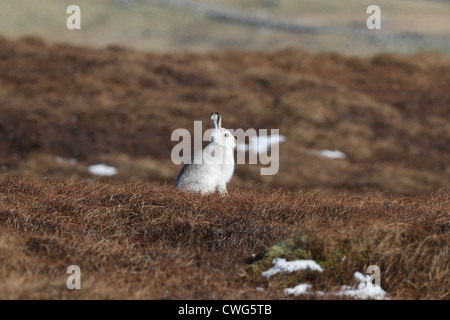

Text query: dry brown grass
(0, 37), (449, 195)
(0, 36), (448, 299)
(0, 176), (448, 299)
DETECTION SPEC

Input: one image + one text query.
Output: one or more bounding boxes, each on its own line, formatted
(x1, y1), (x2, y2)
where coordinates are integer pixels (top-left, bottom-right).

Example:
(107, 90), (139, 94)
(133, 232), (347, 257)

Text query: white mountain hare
(174, 113), (236, 194)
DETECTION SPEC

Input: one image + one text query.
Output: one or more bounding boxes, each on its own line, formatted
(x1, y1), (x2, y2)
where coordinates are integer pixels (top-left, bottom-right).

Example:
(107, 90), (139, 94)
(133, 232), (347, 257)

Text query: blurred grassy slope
(0, 36), (449, 194)
(0, 0), (450, 56)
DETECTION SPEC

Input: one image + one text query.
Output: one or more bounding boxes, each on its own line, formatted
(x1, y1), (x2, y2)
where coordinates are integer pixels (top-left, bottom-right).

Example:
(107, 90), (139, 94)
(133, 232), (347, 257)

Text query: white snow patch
(262, 258), (323, 278)
(318, 149), (346, 159)
(283, 272), (387, 300)
(283, 283), (312, 296)
(88, 164), (118, 176)
(237, 134), (286, 155)
(335, 272), (387, 300)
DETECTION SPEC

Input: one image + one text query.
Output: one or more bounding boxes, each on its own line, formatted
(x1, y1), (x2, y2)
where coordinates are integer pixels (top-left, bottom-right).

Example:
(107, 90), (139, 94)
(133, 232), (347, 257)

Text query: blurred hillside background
(0, 0), (449, 195)
(1, 0), (450, 55)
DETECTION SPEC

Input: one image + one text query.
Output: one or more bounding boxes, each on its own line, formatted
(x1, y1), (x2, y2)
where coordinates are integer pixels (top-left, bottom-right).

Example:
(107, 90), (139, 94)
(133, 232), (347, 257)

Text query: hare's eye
(225, 133), (229, 137)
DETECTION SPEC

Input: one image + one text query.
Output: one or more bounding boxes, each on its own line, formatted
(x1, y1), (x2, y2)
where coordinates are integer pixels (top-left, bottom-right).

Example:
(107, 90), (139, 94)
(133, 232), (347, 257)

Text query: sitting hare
(174, 113), (236, 194)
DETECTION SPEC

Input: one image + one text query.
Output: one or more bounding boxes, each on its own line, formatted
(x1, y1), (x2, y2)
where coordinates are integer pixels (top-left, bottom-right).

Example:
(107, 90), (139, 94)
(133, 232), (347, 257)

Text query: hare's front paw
(217, 184), (228, 195)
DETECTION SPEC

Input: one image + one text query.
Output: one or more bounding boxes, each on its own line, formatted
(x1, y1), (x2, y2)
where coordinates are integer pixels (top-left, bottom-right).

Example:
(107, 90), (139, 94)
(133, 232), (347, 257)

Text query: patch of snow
(283, 283), (312, 296)
(262, 258), (323, 278)
(318, 149), (346, 159)
(237, 134), (286, 155)
(88, 164), (118, 176)
(335, 272), (387, 300)
(283, 271), (388, 300)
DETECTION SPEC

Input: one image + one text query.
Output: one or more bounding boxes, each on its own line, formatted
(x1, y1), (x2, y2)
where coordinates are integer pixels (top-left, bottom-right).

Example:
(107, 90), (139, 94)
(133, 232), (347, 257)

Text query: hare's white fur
(174, 113), (236, 194)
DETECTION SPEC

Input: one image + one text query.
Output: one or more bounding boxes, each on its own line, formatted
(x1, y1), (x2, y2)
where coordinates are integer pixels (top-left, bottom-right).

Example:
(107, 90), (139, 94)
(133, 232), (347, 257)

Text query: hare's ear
(217, 113), (222, 129)
(211, 112), (220, 129)
(211, 113), (216, 129)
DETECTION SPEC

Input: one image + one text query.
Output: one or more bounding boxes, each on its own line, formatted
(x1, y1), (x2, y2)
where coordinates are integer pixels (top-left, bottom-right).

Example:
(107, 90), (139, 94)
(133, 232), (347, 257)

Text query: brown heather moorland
(0, 36), (449, 194)
(0, 37), (449, 299)
(0, 177), (448, 299)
